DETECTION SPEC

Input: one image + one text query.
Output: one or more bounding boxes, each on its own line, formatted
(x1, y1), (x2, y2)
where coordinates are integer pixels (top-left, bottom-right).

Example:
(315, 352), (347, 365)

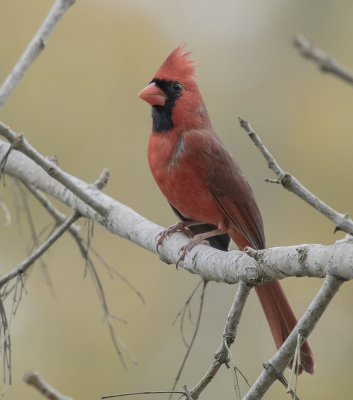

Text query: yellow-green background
(1, 1), (353, 399)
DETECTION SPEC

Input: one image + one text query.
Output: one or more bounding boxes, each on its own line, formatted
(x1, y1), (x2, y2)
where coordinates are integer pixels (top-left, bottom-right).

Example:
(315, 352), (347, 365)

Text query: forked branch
(239, 118), (353, 235)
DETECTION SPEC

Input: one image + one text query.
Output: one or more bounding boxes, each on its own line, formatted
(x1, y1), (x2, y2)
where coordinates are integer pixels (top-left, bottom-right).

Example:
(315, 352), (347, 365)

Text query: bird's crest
(154, 45), (195, 82)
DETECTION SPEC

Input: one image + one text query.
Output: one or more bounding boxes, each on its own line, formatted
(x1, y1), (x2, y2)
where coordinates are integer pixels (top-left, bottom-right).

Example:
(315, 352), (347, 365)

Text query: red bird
(139, 46), (314, 374)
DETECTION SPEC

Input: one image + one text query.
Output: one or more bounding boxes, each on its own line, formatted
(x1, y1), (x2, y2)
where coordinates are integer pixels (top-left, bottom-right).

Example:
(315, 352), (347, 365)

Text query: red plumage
(139, 46), (314, 374)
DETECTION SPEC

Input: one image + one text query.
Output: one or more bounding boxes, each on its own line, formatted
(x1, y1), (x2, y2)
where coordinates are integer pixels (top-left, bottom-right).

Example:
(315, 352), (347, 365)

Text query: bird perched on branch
(139, 46), (314, 374)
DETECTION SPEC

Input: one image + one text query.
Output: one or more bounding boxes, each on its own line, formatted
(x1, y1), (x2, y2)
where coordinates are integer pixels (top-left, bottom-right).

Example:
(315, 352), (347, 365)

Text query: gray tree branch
(190, 281), (252, 399)
(239, 118), (353, 235)
(24, 370), (73, 400)
(0, 0), (75, 110)
(1, 137), (353, 284)
(293, 34), (353, 86)
(243, 275), (344, 399)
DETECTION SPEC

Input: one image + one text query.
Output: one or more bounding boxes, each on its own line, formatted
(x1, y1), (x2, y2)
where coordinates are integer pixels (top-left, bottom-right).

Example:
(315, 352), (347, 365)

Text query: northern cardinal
(139, 46), (314, 374)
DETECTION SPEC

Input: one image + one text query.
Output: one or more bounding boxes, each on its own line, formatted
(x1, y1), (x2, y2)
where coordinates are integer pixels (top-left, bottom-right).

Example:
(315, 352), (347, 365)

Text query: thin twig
(24, 370), (73, 400)
(0, 123), (108, 216)
(0, 197), (11, 225)
(13, 181), (48, 274)
(190, 281), (252, 399)
(293, 34), (353, 86)
(173, 280), (203, 347)
(243, 275), (344, 399)
(101, 391), (186, 399)
(23, 179), (138, 368)
(0, 213), (80, 289)
(169, 281), (207, 399)
(239, 118), (353, 235)
(23, 182), (81, 234)
(278, 376), (300, 400)
(0, 0), (76, 110)
(0, 298), (11, 385)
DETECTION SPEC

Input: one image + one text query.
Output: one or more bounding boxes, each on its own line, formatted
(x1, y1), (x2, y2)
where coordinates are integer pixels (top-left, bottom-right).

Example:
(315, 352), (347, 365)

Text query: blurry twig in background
(0, 123), (108, 216)
(169, 281), (207, 400)
(243, 275), (343, 400)
(293, 34), (353, 86)
(0, 213), (79, 290)
(190, 281), (252, 400)
(101, 390), (187, 399)
(0, 212), (79, 382)
(0, 0), (76, 110)
(0, 298), (11, 386)
(0, 196), (11, 226)
(24, 175), (142, 370)
(173, 279), (203, 347)
(24, 370), (73, 400)
(239, 117), (353, 235)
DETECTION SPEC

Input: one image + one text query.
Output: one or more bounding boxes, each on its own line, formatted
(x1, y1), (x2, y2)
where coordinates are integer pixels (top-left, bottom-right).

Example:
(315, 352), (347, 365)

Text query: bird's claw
(156, 221), (194, 251)
(176, 235), (210, 268)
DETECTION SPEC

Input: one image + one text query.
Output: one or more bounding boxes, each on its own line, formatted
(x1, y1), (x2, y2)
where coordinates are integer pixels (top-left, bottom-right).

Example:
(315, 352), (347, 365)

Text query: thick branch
(243, 275), (344, 399)
(239, 118), (353, 235)
(1, 138), (353, 284)
(293, 34), (353, 86)
(0, 0), (75, 110)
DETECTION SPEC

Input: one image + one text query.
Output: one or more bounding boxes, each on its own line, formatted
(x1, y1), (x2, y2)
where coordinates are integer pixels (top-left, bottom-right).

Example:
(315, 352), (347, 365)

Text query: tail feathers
(255, 280), (315, 374)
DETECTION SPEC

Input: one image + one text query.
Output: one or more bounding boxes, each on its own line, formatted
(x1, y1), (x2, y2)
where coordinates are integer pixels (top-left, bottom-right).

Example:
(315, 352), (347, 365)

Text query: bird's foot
(176, 234), (210, 268)
(156, 221), (195, 251)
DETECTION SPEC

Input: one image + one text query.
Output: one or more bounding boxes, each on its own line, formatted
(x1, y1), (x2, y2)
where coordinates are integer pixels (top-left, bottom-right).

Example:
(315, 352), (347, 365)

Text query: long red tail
(255, 281), (315, 374)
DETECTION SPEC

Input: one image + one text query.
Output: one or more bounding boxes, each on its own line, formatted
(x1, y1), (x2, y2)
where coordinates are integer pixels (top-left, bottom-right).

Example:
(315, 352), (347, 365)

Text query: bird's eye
(171, 81), (183, 93)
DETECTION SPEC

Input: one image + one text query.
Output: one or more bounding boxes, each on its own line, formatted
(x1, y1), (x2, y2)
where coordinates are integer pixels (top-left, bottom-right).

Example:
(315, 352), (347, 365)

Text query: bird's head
(139, 46), (210, 132)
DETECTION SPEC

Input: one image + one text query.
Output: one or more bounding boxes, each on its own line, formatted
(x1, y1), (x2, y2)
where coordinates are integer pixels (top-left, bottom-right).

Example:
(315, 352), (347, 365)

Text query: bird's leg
(176, 228), (223, 267)
(156, 220), (202, 250)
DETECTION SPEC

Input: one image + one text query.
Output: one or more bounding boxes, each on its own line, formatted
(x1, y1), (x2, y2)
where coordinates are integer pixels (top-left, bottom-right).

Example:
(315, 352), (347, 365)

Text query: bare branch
(24, 182), (81, 235)
(101, 391), (186, 399)
(0, 0), (75, 110)
(293, 34), (353, 86)
(0, 299), (11, 385)
(169, 281), (207, 398)
(243, 275), (344, 399)
(190, 281), (252, 399)
(0, 213), (80, 289)
(0, 123), (108, 216)
(2, 137), (353, 284)
(0, 197), (11, 226)
(173, 280), (203, 347)
(239, 118), (353, 235)
(24, 370), (73, 400)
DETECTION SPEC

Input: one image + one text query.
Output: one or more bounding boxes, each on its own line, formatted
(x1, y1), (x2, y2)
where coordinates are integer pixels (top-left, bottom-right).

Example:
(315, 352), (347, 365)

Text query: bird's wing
(183, 129), (265, 250)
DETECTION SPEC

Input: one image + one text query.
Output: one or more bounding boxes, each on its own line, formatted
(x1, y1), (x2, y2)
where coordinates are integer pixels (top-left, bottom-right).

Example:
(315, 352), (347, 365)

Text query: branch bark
(1, 138), (353, 284)
(24, 370), (73, 400)
(293, 34), (353, 86)
(239, 118), (353, 235)
(243, 275), (344, 399)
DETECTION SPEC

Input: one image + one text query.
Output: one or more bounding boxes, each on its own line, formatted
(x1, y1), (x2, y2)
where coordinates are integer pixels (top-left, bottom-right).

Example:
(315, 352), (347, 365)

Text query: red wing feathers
(182, 129), (265, 250)
(211, 194), (265, 250)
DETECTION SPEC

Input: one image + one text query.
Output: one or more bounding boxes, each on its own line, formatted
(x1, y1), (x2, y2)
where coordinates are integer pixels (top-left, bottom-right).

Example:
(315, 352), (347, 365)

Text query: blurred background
(1, 0), (353, 399)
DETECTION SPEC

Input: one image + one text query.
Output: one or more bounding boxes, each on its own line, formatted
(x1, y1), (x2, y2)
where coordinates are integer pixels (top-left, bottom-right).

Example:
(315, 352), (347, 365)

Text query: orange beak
(138, 82), (166, 106)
